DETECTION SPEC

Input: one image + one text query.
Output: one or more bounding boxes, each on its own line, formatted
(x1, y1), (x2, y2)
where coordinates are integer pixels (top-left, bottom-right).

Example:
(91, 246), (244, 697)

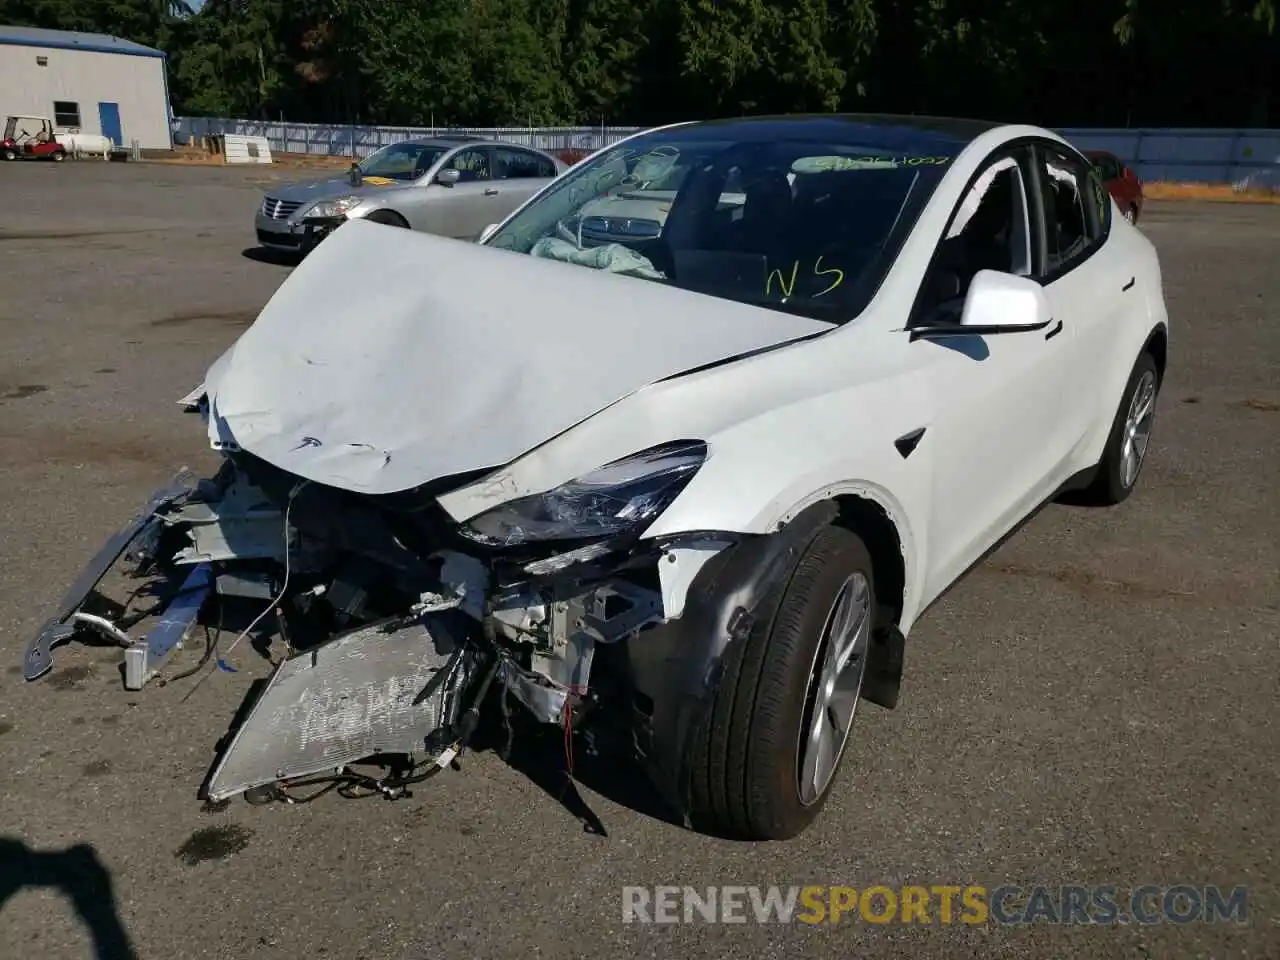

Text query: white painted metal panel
(222, 134), (272, 164)
(0, 42), (170, 149)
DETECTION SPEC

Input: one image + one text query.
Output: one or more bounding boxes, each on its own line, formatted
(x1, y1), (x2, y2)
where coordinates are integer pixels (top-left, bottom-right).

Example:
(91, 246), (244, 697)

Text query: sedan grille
(261, 196), (304, 220)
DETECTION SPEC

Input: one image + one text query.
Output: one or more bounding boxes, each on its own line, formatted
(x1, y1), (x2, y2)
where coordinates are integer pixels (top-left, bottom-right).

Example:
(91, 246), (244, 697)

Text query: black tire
(1126, 205), (1139, 224)
(1, 148), (16, 161)
(1075, 350), (1160, 506)
(687, 525), (876, 840)
(51, 150), (66, 162)
(365, 210), (409, 228)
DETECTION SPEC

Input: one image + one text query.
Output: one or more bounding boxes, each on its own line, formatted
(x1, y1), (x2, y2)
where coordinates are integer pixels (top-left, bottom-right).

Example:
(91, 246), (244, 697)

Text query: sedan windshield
(358, 142), (447, 181)
(484, 122), (960, 323)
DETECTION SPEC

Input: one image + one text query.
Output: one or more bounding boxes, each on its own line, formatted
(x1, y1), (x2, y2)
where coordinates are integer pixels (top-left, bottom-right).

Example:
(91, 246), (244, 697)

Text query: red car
(1086, 150), (1143, 224)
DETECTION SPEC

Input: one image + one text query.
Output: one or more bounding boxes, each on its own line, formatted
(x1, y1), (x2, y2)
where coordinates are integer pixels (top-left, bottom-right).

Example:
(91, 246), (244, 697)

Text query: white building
(0, 25), (171, 150)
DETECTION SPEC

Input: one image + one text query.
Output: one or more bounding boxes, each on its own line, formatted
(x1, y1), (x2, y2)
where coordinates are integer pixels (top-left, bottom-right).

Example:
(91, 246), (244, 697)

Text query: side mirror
(911, 270), (1052, 340)
(477, 223), (499, 243)
(435, 168), (461, 187)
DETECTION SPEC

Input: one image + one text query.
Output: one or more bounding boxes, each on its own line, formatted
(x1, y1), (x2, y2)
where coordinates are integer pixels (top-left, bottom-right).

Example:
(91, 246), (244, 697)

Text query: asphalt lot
(0, 159), (1276, 960)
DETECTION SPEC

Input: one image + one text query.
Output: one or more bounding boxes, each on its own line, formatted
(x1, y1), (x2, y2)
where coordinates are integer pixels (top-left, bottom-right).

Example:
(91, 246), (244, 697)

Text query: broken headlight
(458, 441), (707, 547)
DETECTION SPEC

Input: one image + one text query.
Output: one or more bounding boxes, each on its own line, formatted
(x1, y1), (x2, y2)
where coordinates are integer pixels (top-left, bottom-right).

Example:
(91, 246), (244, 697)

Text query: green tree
(673, 0), (851, 116)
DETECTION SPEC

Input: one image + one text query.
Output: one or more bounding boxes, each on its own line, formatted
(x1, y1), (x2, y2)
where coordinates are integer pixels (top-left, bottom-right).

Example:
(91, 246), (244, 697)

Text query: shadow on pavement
(0, 837), (138, 960)
(240, 246), (300, 266)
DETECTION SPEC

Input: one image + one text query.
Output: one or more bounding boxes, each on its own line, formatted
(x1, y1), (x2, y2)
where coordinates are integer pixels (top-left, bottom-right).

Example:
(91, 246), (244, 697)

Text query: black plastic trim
(909, 318), (1052, 341)
(894, 427), (926, 459)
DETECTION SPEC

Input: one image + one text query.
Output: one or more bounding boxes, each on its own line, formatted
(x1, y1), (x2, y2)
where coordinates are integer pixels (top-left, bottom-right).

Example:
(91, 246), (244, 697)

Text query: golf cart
(2, 116), (67, 162)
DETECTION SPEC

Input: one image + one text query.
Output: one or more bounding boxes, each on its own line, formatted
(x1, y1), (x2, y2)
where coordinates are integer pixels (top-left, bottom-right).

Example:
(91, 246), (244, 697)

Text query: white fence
(173, 117), (1280, 188)
(174, 118), (643, 158)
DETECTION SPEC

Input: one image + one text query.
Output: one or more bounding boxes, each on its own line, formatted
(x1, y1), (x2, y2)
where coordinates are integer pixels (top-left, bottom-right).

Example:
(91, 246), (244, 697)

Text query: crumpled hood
(204, 218), (831, 495)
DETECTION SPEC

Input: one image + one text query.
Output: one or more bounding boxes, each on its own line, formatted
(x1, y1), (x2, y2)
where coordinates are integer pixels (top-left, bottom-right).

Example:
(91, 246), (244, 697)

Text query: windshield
(484, 124), (958, 323)
(358, 142), (447, 181)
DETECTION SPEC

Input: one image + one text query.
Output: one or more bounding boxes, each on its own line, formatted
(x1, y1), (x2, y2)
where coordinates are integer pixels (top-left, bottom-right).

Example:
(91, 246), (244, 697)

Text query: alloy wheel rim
(797, 572), (872, 806)
(1120, 370), (1157, 489)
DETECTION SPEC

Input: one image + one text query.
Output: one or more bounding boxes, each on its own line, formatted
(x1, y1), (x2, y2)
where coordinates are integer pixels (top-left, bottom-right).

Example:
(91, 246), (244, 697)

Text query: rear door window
(445, 148), (491, 182)
(1036, 145), (1106, 275)
(496, 147), (551, 180)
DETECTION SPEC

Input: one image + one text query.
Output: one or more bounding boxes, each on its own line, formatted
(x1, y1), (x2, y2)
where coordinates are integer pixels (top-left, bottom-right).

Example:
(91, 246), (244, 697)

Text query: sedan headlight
(304, 195), (364, 219)
(459, 441), (708, 547)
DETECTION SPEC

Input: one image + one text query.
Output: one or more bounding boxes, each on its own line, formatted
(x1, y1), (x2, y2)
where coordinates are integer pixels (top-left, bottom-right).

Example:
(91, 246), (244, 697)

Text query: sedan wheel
(687, 525), (877, 840)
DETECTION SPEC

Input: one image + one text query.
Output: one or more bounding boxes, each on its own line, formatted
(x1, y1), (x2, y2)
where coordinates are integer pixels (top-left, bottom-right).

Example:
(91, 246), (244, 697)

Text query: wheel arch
(363, 207), (410, 228)
(1143, 322), (1168, 385)
(770, 479), (920, 631)
(832, 494), (907, 629)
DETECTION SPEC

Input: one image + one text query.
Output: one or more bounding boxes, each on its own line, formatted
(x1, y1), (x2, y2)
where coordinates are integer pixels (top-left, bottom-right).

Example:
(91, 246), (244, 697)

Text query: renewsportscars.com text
(622, 884), (1249, 925)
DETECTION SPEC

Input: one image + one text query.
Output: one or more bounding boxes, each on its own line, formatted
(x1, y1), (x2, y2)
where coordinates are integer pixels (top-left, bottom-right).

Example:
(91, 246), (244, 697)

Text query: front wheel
(1, 148), (16, 161)
(687, 525), (876, 840)
(1124, 205), (1138, 224)
(365, 210), (409, 228)
(51, 150), (66, 162)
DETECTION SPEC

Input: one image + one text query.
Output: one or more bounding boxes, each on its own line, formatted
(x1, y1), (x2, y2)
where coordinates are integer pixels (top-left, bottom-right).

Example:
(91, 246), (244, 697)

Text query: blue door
(97, 102), (122, 146)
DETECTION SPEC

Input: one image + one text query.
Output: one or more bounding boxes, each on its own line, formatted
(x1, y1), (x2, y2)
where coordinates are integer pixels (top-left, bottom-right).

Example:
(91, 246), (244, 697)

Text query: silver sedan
(254, 136), (567, 254)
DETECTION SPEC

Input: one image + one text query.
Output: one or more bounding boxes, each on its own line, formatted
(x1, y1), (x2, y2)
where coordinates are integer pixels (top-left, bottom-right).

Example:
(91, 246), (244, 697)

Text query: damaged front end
(22, 427), (761, 817)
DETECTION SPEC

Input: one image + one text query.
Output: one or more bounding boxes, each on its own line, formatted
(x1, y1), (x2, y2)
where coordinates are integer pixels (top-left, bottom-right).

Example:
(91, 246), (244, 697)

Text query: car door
(491, 147), (558, 217)
(1031, 140), (1130, 452)
(909, 146), (1080, 599)
(415, 146), (501, 239)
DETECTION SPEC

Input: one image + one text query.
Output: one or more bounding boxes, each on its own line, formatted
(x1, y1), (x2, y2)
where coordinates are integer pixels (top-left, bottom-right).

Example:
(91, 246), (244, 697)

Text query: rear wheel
(1076, 351), (1160, 506)
(687, 525), (875, 840)
(1124, 205), (1138, 224)
(1, 148), (16, 161)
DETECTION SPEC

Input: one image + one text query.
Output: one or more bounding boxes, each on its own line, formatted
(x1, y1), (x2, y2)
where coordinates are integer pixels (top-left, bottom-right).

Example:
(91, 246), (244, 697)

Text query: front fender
(641, 445), (930, 628)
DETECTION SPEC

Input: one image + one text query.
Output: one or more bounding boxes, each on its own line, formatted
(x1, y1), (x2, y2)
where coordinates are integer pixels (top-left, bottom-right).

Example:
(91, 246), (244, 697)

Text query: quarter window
(53, 101), (80, 129)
